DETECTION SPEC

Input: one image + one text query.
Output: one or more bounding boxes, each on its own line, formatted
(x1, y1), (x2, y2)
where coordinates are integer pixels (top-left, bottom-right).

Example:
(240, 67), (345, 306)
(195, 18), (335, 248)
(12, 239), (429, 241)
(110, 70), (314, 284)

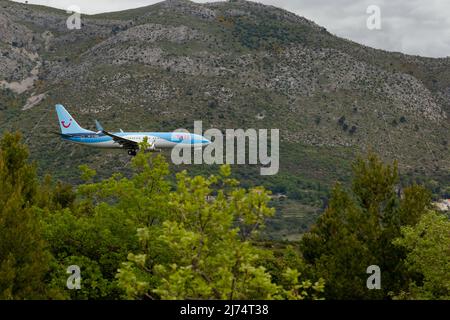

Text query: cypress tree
(0, 132), (50, 299)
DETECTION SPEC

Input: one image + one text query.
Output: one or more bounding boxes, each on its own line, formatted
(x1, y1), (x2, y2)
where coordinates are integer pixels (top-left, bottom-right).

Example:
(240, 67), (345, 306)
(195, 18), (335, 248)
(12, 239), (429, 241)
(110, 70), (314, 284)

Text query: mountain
(1, 0), (449, 238)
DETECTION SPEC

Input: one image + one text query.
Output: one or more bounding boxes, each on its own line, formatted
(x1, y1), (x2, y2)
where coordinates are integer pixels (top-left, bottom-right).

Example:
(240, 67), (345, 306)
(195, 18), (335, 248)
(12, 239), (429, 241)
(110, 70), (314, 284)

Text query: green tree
(116, 157), (323, 300)
(43, 150), (171, 299)
(393, 211), (450, 300)
(0, 132), (50, 299)
(300, 184), (374, 299)
(300, 153), (431, 299)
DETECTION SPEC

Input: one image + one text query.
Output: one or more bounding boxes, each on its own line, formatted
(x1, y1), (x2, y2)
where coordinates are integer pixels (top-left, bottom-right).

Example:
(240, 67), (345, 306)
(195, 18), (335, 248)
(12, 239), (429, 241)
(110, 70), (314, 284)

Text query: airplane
(54, 104), (211, 156)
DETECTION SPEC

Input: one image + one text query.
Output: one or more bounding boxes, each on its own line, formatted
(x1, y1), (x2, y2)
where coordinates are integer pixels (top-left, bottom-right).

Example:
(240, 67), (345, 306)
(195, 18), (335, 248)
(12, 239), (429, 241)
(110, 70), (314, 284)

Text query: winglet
(95, 120), (104, 132)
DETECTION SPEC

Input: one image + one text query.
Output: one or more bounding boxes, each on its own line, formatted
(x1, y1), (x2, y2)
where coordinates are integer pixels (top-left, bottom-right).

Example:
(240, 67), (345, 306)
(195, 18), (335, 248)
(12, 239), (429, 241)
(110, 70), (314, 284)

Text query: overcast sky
(11, 0), (450, 58)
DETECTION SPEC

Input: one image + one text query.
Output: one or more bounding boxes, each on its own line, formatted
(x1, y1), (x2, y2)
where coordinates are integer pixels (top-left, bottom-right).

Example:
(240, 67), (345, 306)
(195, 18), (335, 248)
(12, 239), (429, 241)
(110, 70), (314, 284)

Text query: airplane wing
(102, 130), (139, 149)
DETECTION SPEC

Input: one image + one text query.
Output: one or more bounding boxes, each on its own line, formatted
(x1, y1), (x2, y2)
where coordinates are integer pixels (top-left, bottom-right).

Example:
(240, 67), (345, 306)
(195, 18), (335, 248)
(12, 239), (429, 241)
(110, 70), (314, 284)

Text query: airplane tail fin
(55, 104), (94, 134)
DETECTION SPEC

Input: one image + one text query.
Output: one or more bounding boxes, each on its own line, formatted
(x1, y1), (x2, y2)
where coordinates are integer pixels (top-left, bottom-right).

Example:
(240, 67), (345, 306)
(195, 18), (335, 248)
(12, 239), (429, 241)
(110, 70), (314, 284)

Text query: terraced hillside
(1, 0), (449, 238)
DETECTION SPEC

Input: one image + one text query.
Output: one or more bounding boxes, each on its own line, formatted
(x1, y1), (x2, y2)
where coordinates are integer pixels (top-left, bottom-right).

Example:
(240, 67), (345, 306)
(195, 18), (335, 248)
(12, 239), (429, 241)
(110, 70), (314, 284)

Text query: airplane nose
(203, 138), (211, 145)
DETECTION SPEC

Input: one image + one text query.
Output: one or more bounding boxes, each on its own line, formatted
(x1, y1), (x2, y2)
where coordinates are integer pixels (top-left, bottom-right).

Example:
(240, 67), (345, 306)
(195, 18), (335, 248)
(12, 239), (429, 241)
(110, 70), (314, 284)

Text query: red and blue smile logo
(61, 119), (72, 128)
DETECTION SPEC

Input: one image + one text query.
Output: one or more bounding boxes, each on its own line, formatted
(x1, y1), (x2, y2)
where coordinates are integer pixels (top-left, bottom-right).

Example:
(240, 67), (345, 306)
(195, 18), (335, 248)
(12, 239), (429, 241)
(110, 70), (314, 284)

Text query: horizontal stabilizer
(51, 131), (74, 138)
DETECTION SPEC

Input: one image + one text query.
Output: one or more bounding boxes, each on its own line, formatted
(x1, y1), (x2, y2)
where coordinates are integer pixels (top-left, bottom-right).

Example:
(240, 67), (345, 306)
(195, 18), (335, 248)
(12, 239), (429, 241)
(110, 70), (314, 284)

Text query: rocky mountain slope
(1, 0), (449, 237)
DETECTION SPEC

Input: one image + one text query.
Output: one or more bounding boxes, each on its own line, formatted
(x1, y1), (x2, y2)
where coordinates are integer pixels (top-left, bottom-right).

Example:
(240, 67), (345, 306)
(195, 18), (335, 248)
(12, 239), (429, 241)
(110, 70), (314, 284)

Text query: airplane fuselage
(63, 132), (209, 149)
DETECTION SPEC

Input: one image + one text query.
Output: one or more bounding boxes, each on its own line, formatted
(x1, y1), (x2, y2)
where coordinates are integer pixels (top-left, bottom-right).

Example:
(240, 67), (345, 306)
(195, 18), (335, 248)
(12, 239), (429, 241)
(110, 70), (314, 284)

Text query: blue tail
(55, 104), (94, 134)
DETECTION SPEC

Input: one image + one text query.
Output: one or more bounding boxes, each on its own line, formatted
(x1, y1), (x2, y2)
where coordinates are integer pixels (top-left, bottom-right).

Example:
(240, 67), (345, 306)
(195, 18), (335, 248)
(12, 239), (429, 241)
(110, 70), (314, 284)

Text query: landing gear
(127, 149), (137, 156)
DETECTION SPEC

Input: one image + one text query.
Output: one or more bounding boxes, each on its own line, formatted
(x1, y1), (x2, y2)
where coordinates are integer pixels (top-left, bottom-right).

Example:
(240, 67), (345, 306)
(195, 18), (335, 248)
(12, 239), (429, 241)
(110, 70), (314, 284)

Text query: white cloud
(11, 0), (450, 57)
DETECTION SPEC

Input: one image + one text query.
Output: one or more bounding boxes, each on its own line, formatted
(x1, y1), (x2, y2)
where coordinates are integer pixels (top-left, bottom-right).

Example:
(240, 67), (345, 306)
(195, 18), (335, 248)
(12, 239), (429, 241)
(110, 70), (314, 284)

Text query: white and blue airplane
(55, 104), (210, 156)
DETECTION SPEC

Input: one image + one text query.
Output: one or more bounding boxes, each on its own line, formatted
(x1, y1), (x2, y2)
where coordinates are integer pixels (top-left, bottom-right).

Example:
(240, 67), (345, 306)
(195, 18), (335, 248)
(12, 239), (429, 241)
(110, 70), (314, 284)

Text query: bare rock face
(264, 45), (445, 122)
(0, 47), (36, 82)
(0, 12), (35, 49)
(90, 23), (202, 49)
(22, 92), (47, 110)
